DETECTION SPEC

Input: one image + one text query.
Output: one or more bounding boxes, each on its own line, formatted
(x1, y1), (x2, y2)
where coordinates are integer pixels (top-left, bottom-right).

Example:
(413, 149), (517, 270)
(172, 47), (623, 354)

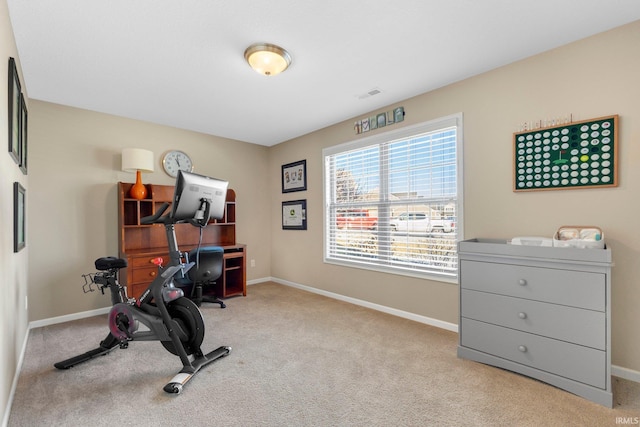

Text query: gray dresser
(457, 238), (613, 407)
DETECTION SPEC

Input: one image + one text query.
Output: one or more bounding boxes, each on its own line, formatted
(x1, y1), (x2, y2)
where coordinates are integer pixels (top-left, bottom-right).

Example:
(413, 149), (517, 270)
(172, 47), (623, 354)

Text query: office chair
(186, 246), (226, 308)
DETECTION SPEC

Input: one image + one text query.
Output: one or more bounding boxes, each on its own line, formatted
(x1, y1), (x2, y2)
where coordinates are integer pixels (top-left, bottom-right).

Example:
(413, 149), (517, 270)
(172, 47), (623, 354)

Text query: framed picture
(513, 115), (618, 192)
(8, 57), (21, 164)
(282, 159), (307, 193)
(386, 110), (395, 125)
(361, 118), (370, 132)
(14, 182), (25, 252)
(19, 93), (27, 174)
(394, 106), (405, 123)
(369, 115), (377, 130)
(282, 199), (307, 230)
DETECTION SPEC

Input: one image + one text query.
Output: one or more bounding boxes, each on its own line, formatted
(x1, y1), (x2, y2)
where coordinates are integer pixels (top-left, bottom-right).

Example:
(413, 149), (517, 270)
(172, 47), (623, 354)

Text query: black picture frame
(8, 57), (21, 164)
(19, 92), (27, 174)
(14, 182), (25, 252)
(282, 199), (307, 230)
(281, 159), (307, 193)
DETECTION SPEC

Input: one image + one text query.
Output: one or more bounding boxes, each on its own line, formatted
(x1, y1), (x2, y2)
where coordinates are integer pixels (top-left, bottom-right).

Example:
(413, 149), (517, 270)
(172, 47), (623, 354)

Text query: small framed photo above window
(282, 199), (307, 230)
(14, 182), (26, 252)
(281, 159), (307, 193)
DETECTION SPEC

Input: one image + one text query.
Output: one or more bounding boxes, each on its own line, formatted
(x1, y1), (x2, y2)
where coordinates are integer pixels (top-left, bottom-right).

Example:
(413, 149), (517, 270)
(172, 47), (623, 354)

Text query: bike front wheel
(161, 297), (205, 356)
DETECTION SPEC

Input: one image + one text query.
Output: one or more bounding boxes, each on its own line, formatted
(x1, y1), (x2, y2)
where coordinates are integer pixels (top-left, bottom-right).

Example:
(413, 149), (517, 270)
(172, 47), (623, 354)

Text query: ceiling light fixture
(244, 43), (292, 76)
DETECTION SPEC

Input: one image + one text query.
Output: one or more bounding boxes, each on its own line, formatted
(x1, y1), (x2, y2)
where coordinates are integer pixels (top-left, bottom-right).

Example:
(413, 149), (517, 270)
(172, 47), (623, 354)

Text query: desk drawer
(461, 290), (605, 349)
(131, 266), (159, 283)
(130, 254), (168, 268)
(460, 260), (605, 311)
(461, 318), (606, 389)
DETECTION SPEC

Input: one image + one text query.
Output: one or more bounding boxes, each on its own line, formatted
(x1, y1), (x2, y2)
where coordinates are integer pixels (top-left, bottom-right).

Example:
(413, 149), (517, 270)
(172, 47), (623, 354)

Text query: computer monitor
(170, 171), (229, 223)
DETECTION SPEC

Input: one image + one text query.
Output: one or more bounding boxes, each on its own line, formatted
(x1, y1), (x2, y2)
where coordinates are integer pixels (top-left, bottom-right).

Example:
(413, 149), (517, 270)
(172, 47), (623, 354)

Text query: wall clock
(162, 150), (194, 177)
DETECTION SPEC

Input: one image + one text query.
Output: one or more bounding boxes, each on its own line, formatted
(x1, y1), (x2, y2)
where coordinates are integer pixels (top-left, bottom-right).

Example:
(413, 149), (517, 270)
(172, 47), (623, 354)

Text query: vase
(129, 170), (147, 200)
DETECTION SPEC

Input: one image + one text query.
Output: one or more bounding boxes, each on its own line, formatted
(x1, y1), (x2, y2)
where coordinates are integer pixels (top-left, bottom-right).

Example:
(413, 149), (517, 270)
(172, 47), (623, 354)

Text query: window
(323, 113), (463, 281)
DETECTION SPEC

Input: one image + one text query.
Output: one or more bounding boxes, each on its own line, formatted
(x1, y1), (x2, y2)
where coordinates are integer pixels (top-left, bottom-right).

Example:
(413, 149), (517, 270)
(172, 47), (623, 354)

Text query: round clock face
(162, 150), (193, 177)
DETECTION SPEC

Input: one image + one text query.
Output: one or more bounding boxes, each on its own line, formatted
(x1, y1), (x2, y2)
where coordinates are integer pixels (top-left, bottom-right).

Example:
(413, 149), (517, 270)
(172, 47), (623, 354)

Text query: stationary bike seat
(95, 257), (128, 271)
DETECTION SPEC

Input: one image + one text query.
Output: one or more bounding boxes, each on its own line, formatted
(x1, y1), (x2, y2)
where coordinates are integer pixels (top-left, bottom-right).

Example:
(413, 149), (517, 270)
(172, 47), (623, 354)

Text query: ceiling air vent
(357, 88), (382, 100)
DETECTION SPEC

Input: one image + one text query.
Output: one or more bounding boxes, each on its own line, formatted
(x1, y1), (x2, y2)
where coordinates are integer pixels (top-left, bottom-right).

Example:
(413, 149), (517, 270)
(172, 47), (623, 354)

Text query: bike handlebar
(140, 202), (170, 225)
(140, 200), (210, 228)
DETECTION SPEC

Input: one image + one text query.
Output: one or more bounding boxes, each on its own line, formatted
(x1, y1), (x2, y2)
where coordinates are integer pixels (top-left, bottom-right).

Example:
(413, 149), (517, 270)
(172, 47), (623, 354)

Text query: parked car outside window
(390, 213), (431, 232)
(390, 213), (455, 233)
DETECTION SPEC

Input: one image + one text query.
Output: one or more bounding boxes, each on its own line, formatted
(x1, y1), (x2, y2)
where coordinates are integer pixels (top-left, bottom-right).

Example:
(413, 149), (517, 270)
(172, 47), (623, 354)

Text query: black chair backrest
(188, 247), (224, 283)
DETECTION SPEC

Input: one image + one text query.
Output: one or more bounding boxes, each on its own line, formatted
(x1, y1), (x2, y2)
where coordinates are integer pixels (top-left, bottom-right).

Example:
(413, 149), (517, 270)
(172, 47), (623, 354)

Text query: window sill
(324, 258), (459, 285)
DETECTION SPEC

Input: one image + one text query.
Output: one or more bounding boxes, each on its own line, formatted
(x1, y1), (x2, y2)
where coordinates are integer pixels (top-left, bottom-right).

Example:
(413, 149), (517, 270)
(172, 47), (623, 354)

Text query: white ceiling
(7, 1), (640, 146)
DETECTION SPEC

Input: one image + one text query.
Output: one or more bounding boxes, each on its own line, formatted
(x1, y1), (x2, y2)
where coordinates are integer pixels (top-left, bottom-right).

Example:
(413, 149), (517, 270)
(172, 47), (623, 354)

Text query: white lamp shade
(122, 148), (155, 173)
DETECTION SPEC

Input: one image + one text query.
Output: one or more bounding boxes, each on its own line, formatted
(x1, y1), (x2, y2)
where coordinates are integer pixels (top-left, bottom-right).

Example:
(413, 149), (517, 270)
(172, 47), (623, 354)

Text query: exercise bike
(55, 172), (231, 394)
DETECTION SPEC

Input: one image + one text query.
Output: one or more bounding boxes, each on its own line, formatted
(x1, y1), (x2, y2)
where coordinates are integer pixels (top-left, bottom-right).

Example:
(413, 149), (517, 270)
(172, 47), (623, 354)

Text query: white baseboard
(247, 277), (272, 286)
(26, 277), (272, 331)
(2, 330), (29, 427)
(270, 276), (459, 333)
(29, 306), (110, 330)
(21, 277), (640, 386)
(26, 279), (276, 329)
(268, 276), (640, 384)
(612, 365), (640, 383)
(26, 279), (277, 330)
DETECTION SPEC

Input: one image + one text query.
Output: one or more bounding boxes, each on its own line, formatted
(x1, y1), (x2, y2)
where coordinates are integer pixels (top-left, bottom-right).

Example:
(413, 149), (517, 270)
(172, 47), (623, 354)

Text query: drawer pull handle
(518, 312), (527, 319)
(518, 279), (527, 286)
(518, 345), (527, 353)
(149, 271), (157, 277)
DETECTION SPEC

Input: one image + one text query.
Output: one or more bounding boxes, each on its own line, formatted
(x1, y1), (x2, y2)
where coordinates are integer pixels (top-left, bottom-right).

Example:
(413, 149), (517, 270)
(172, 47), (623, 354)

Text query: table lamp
(122, 148), (155, 200)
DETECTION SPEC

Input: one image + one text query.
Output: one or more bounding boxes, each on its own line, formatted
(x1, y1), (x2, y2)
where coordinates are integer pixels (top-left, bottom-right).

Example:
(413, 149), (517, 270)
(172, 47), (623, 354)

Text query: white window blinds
(324, 114), (463, 281)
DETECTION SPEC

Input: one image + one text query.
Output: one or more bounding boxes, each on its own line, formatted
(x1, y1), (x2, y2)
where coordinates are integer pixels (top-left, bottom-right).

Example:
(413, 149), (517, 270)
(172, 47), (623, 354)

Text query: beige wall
(1, 0), (29, 421)
(270, 21), (640, 372)
(27, 102), (271, 321)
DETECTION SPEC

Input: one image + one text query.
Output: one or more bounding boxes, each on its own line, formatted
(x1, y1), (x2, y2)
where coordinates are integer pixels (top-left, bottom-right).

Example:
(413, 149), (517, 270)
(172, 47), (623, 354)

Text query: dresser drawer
(461, 290), (605, 349)
(130, 255), (167, 268)
(460, 260), (605, 311)
(461, 318), (606, 389)
(131, 266), (159, 283)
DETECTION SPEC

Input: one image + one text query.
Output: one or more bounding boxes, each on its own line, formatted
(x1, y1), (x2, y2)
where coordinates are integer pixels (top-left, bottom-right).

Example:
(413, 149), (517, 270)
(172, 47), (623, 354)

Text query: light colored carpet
(8, 282), (640, 426)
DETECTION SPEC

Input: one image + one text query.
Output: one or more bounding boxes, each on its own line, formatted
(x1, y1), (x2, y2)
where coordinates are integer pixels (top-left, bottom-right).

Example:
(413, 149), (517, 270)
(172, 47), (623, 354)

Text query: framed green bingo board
(514, 115), (618, 192)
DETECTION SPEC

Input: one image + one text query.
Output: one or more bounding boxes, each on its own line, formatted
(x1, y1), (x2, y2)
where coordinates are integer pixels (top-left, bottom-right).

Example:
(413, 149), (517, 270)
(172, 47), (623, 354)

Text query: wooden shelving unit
(118, 182), (246, 300)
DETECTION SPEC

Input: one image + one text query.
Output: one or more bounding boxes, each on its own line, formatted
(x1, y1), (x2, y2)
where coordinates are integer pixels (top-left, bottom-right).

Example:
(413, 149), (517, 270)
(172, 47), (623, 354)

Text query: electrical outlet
(250, 259), (256, 268)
